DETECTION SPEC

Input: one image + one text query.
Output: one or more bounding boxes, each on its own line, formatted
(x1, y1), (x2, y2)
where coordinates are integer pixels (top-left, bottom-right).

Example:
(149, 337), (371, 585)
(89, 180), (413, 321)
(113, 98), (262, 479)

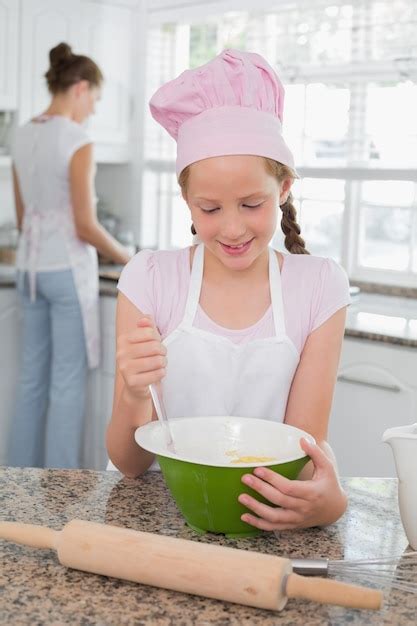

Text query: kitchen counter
(1, 263), (417, 347)
(345, 292), (417, 348)
(1, 468), (415, 625)
(0, 264), (119, 299)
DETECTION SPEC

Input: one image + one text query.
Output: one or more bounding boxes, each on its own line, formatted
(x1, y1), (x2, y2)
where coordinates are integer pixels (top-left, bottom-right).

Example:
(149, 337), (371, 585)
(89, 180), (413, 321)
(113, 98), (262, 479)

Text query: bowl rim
(135, 416), (316, 468)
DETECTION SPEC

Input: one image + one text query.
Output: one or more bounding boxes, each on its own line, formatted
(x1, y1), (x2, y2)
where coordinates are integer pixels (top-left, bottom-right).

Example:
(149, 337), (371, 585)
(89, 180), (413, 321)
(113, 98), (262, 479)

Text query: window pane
(370, 1), (417, 61)
(189, 23), (218, 67)
(282, 83), (351, 167)
(283, 84), (306, 163)
(301, 178), (345, 202)
(304, 84), (350, 166)
(274, 178), (344, 260)
(299, 200), (344, 261)
(144, 24), (185, 162)
(366, 83), (417, 168)
(360, 207), (412, 270)
(358, 181), (415, 271)
(362, 181), (415, 206)
(170, 181), (193, 249)
(140, 171), (193, 249)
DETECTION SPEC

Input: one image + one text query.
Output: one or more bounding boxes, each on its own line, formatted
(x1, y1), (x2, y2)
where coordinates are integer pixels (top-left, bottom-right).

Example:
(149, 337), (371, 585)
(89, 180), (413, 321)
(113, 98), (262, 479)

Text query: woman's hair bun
(45, 42), (103, 94)
(49, 42), (73, 68)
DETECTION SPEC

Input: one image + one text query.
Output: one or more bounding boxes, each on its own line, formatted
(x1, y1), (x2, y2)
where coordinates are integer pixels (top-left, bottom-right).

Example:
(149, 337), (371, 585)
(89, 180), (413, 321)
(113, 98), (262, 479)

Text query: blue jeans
(8, 269), (87, 469)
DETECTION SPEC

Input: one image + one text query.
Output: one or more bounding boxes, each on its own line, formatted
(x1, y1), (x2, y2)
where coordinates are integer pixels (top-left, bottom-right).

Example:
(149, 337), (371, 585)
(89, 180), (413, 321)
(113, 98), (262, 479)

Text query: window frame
(141, 1), (417, 288)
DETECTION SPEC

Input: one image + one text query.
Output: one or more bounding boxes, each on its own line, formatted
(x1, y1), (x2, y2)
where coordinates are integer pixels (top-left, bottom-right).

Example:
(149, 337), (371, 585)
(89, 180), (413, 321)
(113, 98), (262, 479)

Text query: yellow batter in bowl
(226, 450), (277, 464)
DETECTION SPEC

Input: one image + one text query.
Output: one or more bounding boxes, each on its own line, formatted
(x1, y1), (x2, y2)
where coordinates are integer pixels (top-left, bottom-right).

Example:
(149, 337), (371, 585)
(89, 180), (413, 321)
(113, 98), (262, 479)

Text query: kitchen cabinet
(329, 337), (417, 478)
(0, 0), (19, 109)
(0, 0), (19, 110)
(19, 0), (84, 125)
(80, 2), (134, 162)
(83, 295), (116, 469)
(18, 0), (134, 162)
(0, 288), (20, 465)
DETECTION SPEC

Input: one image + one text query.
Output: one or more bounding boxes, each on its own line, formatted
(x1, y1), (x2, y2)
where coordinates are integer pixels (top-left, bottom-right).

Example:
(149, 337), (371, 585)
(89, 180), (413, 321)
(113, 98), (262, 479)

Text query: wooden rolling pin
(0, 519), (382, 611)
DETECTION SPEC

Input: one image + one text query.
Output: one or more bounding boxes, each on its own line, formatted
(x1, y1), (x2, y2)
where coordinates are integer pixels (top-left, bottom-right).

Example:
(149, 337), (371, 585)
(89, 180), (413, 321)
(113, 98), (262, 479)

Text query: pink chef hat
(149, 49), (297, 177)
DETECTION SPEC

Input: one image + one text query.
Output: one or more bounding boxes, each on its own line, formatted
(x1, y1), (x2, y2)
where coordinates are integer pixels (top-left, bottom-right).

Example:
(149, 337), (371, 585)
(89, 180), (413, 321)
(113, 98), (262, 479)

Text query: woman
(9, 42), (131, 469)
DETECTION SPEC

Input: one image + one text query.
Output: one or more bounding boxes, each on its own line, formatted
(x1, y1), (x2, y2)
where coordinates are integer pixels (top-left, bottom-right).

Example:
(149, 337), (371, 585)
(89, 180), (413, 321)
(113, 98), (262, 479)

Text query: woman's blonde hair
(178, 157), (309, 254)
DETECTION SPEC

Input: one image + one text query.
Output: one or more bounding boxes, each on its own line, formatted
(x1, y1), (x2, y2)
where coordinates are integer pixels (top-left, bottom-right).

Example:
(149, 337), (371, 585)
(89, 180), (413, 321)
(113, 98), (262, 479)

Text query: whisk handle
(291, 558), (329, 576)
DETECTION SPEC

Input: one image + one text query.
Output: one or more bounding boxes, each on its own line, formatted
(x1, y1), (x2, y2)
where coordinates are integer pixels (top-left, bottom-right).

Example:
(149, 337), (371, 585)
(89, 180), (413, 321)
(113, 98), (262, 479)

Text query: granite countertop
(345, 292), (417, 348)
(1, 263), (417, 347)
(1, 468), (416, 625)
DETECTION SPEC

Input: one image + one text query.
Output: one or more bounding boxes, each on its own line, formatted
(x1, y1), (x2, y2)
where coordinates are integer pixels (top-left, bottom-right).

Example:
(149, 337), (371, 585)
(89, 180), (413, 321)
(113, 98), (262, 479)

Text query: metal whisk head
(329, 552), (417, 594)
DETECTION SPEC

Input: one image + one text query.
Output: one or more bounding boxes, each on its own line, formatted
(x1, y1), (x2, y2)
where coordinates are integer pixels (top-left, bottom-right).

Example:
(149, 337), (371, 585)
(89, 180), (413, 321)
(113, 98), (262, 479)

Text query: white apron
(18, 120), (100, 369)
(107, 243), (300, 472)
(161, 243), (300, 421)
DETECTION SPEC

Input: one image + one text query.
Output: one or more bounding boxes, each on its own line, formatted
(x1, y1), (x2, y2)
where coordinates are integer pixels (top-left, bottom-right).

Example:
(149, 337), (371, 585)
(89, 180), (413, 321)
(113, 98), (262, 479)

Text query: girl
(9, 43), (131, 469)
(107, 49), (351, 530)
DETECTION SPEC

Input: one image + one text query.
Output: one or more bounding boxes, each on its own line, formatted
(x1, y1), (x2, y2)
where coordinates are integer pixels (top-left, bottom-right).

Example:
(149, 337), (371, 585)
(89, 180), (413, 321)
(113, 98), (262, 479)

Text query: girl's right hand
(116, 316), (167, 401)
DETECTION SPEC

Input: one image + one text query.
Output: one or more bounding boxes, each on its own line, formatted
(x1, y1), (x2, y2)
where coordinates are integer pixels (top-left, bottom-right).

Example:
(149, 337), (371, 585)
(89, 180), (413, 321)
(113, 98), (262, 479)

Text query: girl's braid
(280, 192), (309, 254)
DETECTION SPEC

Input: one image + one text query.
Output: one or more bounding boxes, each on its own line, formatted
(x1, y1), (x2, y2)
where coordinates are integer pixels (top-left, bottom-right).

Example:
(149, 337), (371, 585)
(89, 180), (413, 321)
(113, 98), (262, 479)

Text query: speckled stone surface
(352, 281), (417, 300)
(1, 469), (416, 625)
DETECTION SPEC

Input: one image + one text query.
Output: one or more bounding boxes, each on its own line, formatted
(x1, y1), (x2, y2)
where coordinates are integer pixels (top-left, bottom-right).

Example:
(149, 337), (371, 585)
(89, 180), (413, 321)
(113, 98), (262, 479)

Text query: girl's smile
(218, 237), (255, 256)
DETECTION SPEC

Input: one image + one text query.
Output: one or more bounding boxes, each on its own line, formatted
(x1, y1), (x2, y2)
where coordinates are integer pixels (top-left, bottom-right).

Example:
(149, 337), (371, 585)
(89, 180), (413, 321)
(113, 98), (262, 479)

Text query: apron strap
(182, 244), (286, 335)
(182, 243), (204, 327)
(269, 248), (286, 336)
(26, 123), (42, 302)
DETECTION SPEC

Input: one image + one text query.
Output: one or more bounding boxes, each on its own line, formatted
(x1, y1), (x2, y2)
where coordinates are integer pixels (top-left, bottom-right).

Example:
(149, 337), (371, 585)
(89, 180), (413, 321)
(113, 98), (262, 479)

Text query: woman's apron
(18, 120), (99, 369)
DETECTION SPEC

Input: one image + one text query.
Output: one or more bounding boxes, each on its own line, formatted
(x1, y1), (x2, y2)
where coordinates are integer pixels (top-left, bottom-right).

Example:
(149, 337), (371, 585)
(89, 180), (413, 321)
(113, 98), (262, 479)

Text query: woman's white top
(12, 115), (101, 369)
(12, 115), (92, 271)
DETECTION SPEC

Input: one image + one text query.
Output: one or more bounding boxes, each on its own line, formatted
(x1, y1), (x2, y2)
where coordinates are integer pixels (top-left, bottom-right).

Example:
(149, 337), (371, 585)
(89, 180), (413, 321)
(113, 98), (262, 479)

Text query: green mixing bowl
(135, 416), (314, 538)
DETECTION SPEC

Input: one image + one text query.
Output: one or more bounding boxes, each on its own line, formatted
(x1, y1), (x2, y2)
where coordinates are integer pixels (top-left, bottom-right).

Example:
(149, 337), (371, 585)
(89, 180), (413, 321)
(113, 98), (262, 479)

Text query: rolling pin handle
(0, 521), (59, 550)
(284, 572), (383, 610)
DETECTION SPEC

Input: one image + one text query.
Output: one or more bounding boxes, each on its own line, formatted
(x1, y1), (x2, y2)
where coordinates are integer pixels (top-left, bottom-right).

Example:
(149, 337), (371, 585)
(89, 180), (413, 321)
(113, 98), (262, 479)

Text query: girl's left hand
(238, 438), (347, 531)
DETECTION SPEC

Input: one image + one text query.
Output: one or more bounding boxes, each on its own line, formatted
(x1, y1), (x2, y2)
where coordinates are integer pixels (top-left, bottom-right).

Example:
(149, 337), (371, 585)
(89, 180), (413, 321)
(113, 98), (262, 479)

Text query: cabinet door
(80, 2), (133, 162)
(19, 0), (83, 123)
(83, 295), (116, 469)
(0, 289), (20, 465)
(0, 0), (19, 109)
(329, 339), (416, 477)
(83, 367), (101, 469)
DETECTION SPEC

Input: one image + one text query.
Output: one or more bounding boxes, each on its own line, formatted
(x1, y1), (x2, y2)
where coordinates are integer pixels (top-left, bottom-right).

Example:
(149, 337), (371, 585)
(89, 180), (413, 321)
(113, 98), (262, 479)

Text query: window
(141, 0), (417, 287)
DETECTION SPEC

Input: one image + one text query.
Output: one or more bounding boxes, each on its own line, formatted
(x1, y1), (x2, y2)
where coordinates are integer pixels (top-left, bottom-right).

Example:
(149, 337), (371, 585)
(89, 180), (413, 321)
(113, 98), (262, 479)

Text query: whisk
(149, 383), (176, 453)
(291, 552), (417, 594)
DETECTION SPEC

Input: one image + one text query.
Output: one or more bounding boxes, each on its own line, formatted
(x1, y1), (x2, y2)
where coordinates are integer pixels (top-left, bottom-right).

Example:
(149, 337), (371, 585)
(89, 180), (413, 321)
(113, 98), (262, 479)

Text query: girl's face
(184, 155), (292, 271)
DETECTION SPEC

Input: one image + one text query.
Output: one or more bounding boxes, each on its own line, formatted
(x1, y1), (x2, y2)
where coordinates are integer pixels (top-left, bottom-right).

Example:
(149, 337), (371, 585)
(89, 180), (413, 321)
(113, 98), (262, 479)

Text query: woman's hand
(238, 438), (347, 531)
(116, 316), (167, 402)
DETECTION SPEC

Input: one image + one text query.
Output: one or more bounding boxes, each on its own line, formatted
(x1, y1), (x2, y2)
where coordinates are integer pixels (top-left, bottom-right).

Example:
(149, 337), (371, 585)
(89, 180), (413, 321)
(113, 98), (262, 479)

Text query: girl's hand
(117, 316), (167, 401)
(238, 438), (347, 531)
